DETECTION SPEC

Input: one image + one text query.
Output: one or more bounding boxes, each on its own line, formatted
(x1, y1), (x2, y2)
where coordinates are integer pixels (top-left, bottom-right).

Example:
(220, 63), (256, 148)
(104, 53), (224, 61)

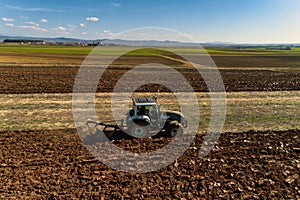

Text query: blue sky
(0, 0), (299, 43)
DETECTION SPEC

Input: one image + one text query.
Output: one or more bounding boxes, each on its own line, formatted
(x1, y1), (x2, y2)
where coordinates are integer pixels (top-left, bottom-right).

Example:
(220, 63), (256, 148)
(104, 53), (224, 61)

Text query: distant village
(1, 39), (105, 46)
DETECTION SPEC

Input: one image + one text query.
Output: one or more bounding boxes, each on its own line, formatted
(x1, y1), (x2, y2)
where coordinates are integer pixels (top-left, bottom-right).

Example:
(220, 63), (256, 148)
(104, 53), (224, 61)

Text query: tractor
(126, 97), (187, 138)
(86, 97), (187, 139)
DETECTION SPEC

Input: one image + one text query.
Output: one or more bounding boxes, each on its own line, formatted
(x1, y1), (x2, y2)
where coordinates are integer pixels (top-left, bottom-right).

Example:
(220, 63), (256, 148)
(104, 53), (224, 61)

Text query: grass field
(1, 45), (300, 74)
(1, 91), (299, 133)
(1, 44), (300, 56)
(0, 44), (94, 54)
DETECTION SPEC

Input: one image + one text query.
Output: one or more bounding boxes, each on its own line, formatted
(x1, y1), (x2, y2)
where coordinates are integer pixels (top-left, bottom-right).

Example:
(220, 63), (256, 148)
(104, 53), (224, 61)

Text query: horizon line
(0, 34), (299, 45)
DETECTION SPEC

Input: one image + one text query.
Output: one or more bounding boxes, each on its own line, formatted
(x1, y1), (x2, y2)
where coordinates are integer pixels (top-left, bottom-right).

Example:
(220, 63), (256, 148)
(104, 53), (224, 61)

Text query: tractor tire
(166, 121), (183, 137)
(128, 121), (150, 138)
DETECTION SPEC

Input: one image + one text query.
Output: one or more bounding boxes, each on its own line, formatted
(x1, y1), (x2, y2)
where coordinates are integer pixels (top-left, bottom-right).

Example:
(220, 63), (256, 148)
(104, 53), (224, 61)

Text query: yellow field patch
(1, 91), (299, 133)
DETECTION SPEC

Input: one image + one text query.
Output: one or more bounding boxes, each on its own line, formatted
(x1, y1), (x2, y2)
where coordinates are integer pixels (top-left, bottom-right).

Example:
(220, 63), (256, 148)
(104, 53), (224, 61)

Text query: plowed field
(0, 129), (299, 199)
(0, 55), (300, 93)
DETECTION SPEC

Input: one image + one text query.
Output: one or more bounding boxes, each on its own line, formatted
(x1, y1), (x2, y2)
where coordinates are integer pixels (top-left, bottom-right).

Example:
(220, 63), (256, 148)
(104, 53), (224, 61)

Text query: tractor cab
(132, 97), (159, 119)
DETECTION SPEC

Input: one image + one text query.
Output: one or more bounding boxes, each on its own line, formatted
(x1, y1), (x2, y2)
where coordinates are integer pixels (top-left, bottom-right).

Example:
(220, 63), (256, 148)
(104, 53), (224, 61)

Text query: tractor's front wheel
(128, 122), (150, 138)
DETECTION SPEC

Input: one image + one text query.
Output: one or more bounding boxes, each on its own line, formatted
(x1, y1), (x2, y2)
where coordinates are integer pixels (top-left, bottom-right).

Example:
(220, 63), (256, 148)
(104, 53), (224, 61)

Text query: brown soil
(0, 66), (299, 94)
(0, 129), (299, 199)
(1, 54), (300, 94)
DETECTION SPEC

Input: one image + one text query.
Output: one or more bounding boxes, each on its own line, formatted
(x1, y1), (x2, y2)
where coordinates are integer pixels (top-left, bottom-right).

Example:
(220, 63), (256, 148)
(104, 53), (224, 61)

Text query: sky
(0, 0), (299, 43)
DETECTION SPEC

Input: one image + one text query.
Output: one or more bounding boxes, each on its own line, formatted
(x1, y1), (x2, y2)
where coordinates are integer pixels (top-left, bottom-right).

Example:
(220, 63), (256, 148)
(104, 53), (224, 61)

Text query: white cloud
(20, 16), (28, 19)
(2, 21), (48, 32)
(2, 17), (15, 22)
(86, 17), (99, 22)
(82, 32), (87, 35)
(95, 32), (103, 36)
(24, 21), (39, 26)
(18, 25), (48, 32)
(5, 23), (14, 27)
(54, 25), (78, 34)
(40, 19), (48, 23)
(80, 23), (86, 27)
(102, 30), (115, 36)
(112, 3), (120, 7)
(6, 5), (65, 12)
(67, 24), (77, 31)
(55, 26), (68, 31)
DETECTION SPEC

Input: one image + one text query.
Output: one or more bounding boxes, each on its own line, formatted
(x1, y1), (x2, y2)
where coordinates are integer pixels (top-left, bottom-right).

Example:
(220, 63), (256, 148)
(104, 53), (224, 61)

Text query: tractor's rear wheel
(166, 121), (183, 137)
(169, 125), (183, 137)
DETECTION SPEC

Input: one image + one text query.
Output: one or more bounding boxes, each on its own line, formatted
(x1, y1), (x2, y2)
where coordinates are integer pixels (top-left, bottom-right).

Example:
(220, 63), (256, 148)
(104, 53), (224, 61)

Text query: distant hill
(102, 39), (201, 47)
(0, 35), (202, 46)
(0, 35), (299, 47)
(0, 35), (94, 43)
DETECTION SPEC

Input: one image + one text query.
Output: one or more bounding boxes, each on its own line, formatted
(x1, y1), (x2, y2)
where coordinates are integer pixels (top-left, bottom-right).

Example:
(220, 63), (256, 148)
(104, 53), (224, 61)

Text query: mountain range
(0, 35), (299, 47)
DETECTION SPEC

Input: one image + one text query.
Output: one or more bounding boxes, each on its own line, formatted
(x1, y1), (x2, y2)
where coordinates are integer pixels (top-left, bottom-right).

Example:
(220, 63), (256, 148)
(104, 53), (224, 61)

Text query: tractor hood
(164, 111), (185, 121)
(165, 110), (185, 118)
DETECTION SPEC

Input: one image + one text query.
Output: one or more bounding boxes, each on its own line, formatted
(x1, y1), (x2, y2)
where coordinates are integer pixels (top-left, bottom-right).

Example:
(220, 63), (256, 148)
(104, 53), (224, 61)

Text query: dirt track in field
(0, 129), (299, 199)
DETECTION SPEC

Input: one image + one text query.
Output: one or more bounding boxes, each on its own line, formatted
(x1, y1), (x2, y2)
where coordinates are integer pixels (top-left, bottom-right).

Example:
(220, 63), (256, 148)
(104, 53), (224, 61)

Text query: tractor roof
(133, 97), (157, 106)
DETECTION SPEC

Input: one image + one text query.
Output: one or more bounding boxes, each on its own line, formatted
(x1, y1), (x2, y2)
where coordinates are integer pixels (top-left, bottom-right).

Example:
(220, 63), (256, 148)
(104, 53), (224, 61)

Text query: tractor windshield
(136, 105), (157, 115)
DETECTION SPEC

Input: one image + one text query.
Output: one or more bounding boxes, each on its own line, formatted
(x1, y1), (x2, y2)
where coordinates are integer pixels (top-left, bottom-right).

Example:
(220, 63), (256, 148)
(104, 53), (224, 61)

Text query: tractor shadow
(82, 127), (169, 145)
